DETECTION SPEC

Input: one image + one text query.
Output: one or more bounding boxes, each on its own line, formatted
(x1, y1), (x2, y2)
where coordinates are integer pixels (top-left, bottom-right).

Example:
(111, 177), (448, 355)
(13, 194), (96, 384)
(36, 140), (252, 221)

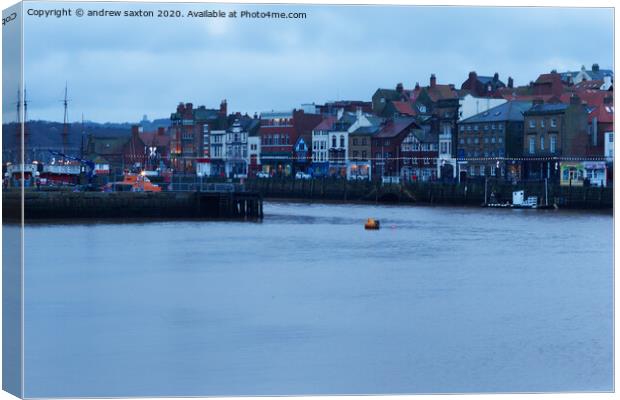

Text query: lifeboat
(364, 218), (380, 230)
(103, 172), (162, 192)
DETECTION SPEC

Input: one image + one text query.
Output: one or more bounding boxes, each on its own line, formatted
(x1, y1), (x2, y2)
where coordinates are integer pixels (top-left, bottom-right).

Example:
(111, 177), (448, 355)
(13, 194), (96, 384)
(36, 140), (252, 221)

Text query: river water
(22, 202), (613, 397)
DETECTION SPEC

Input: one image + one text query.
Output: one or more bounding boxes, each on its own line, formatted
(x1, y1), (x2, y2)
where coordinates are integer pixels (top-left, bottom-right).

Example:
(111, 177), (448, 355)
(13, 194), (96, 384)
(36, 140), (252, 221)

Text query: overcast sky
(16, 2), (614, 123)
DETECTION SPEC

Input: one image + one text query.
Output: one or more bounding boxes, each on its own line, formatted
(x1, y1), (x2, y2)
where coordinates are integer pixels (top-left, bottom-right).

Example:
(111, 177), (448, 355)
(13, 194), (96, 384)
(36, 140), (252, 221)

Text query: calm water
(22, 202), (613, 397)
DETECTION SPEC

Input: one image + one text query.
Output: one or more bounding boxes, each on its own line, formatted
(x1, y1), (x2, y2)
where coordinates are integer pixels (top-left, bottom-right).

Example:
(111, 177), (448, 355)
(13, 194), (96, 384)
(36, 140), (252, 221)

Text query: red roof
(574, 80), (605, 90)
(391, 101), (417, 116)
(312, 116), (336, 131)
(139, 131), (170, 147)
(560, 90), (614, 124)
(426, 84), (459, 102)
(375, 117), (418, 138)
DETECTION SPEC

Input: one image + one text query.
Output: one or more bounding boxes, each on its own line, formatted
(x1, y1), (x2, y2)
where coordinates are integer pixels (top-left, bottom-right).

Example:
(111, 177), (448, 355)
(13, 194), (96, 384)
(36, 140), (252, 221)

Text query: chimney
(592, 63), (600, 72)
(219, 100), (227, 116)
(469, 71), (477, 79)
(508, 77), (514, 88)
(253, 112), (258, 119)
(415, 82), (420, 90)
(430, 74), (436, 88)
(569, 94), (581, 105)
(186, 103), (193, 111)
(396, 82), (404, 93)
(356, 106), (362, 119)
(131, 125), (140, 137)
(493, 72), (499, 81)
(177, 103), (185, 113)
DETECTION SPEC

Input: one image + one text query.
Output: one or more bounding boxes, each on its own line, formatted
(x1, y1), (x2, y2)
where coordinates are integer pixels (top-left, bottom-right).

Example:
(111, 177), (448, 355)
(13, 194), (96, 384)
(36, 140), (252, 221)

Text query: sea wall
(244, 178), (613, 209)
(2, 191), (263, 221)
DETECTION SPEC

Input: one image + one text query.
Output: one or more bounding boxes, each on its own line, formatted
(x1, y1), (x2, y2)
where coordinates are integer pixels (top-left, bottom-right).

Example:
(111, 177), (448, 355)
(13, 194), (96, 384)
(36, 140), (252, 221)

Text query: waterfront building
(224, 116), (259, 178)
(371, 117), (420, 179)
(209, 129), (227, 177)
(258, 109), (322, 176)
(457, 101), (532, 182)
(138, 127), (170, 173)
(522, 96), (590, 182)
(169, 101), (228, 174)
(412, 74), (460, 180)
(310, 116), (336, 177)
(400, 126), (438, 182)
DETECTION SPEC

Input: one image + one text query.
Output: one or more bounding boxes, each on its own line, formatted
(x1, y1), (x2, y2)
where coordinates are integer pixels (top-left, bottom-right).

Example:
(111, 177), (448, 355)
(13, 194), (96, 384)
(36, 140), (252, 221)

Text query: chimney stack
(493, 72), (499, 81)
(508, 77), (514, 88)
(430, 74), (436, 88)
(219, 100), (227, 116)
(396, 82), (404, 93)
(592, 63), (600, 72)
(131, 125), (140, 137)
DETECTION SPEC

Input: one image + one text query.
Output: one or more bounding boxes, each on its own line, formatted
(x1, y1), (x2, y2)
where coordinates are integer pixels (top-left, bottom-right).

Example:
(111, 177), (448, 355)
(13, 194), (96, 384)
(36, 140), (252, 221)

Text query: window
(491, 137), (496, 143)
(491, 166), (496, 176)
(353, 151), (359, 158)
(499, 124), (504, 131)
(459, 138), (465, 144)
(498, 137), (503, 143)
(541, 119), (545, 128)
(529, 119), (536, 129)
(353, 138), (359, 146)
(480, 166), (485, 176)
(362, 151), (367, 159)
(540, 135), (545, 151)
(474, 125), (479, 131)
(484, 124), (489, 131)
(491, 124), (496, 130)
(441, 142), (448, 154)
(529, 136), (535, 154)
(469, 165), (475, 176)
(484, 138), (489, 144)
(551, 118), (557, 128)
(474, 138), (479, 144)
(332, 136), (337, 147)
(467, 125), (472, 131)
(362, 138), (367, 146)
(460, 126), (465, 132)
(467, 138), (472, 144)
(550, 135), (557, 153)
(340, 135), (345, 148)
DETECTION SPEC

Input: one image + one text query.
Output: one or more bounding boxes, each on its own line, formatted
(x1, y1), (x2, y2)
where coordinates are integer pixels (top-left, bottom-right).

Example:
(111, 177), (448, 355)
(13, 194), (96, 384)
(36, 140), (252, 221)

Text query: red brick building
(371, 117), (420, 179)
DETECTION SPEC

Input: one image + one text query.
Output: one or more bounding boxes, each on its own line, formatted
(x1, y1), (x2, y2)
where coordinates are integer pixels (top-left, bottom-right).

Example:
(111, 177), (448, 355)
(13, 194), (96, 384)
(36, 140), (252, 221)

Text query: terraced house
(522, 96), (590, 182)
(457, 101), (532, 182)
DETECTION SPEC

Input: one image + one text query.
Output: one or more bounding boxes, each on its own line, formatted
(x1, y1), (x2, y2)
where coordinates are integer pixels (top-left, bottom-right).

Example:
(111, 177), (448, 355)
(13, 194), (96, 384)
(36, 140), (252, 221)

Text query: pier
(2, 190), (263, 221)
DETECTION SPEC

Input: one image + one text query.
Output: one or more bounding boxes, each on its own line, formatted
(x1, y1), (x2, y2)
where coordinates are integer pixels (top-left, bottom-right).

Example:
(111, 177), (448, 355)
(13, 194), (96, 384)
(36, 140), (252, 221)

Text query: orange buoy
(364, 218), (380, 230)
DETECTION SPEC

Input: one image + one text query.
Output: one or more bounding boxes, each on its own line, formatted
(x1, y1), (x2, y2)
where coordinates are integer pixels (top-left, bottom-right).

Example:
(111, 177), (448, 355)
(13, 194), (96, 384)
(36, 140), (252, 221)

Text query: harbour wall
(244, 178), (613, 209)
(2, 191), (264, 221)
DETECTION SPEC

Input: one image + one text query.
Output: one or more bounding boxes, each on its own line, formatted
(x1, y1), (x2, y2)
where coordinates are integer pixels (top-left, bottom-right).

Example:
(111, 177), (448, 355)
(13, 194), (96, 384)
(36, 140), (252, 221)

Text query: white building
(225, 119), (248, 178)
(459, 94), (507, 121)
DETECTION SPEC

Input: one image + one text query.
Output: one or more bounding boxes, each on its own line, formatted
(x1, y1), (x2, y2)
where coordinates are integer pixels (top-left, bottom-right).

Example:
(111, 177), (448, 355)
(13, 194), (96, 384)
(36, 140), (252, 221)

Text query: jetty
(2, 188), (263, 221)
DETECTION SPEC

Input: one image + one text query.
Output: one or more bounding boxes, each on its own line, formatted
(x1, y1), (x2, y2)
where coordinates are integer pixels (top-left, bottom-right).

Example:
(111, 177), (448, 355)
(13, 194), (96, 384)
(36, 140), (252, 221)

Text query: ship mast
(61, 82), (70, 154)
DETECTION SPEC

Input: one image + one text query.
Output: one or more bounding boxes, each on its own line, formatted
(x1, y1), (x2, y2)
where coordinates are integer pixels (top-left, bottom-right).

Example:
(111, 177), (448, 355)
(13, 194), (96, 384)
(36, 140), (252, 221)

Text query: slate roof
(523, 103), (569, 115)
(460, 101), (533, 123)
(260, 110), (294, 120)
(375, 117), (419, 138)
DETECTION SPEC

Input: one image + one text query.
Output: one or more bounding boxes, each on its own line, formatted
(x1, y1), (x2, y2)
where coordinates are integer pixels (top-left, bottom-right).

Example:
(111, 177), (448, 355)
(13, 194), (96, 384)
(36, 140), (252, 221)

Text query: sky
(10, 1), (615, 123)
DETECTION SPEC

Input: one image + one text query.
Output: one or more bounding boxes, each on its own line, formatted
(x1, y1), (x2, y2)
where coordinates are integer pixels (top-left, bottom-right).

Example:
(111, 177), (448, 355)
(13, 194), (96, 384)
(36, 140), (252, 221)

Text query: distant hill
(2, 118), (171, 150)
